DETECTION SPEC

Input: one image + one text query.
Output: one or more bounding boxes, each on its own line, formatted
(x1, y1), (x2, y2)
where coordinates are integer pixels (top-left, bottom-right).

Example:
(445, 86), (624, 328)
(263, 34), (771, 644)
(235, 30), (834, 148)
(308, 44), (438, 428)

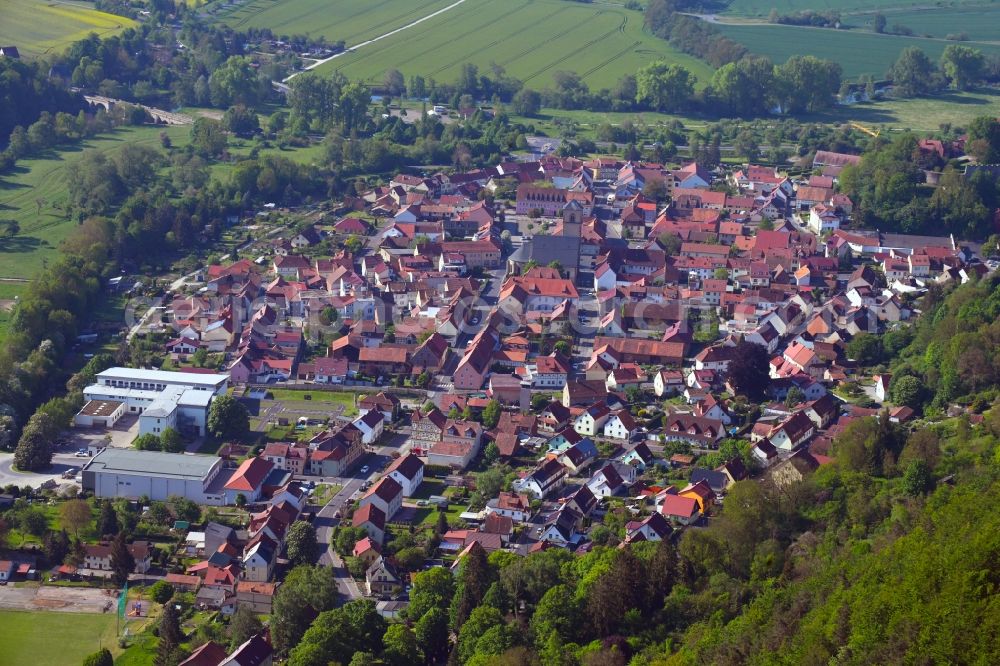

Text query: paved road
(311, 452), (390, 602)
(0, 450), (88, 488)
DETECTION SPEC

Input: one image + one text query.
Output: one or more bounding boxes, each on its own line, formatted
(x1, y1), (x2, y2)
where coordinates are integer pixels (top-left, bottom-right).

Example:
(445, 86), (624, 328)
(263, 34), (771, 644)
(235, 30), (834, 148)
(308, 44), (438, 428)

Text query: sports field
(0, 610), (117, 666)
(716, 23), (1000, 79)
(216, 0), (713, 89)
(0, 0), (137, 58)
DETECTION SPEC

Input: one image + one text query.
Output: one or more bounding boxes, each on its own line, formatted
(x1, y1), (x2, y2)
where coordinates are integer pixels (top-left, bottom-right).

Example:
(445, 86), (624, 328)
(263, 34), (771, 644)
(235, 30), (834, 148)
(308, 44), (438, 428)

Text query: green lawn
(311, 482), (343, 506)
(0, 124), (190, 281)
(716, 22), (1000, 79)
(0, 610), (118, 666)
(217, 0), (713, 89)
(0, 0), (137, 58)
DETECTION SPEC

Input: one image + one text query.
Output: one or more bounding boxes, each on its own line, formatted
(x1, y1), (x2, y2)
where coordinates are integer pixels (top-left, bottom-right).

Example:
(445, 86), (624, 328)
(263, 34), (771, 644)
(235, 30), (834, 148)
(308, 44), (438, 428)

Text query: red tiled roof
(224, 457), (274, 492)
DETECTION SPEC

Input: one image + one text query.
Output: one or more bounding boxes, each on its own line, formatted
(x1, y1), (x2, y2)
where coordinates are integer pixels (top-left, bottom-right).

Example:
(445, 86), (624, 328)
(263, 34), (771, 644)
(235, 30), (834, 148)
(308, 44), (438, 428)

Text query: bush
(149, 580), (174, 604)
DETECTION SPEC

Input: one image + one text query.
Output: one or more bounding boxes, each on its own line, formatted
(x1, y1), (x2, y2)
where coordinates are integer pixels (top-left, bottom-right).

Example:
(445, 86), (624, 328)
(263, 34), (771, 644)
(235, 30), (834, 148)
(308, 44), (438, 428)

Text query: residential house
(768, 449), (820, 487)
(222, 633), (273, 666)
(309, 426), (364, 477)
(660, 492), (701, 525)
(428, 419), (483, 469)
(83, 541), (152, 574)
(366, 556), (402, 597)
(574, 403), (611, 437)
(524, 353), (571, 389)
(678, 479), (715, 514)
(558, 438), (599, 474)
(654, 369), (685, 397)
(353, 503), (387, 544)
(361, 477), (404, 521)
(485, 492), (533, 523)
(353, 410), (385, 445)
(618, 442), (655, 471)
(223, 456), (274, 505)
(603, 410), (638, 441)
(352, 537), (382, 567)
(261, 442), (308, 476)
(386, 453), (424, 497)
(765, 411), (816, 451)
(874, 374), (891, 402)
(624, 512), (672, 544)
(410, 408), (447, 454)
(358, 392), (401, 423)
(235, 581), (277, 614)
(587, 463), (631, 497)
(515, 458), (567, 499)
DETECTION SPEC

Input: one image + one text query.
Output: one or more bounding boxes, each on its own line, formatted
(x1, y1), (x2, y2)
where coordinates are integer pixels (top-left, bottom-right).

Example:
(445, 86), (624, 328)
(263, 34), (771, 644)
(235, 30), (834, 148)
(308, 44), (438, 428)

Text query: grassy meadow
(716, 22), (1000, 79)
(0, 125), (190, 281)
(0, 0), (136, 58)
(0, 610), (118, 666)
(506, 87), (1000, 137)
(218, 0), (713, 89)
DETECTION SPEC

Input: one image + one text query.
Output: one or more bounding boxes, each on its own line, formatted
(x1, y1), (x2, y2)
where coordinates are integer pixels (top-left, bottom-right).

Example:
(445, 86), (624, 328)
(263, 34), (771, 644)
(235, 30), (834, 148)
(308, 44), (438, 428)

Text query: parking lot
(65, 414), (140, 451)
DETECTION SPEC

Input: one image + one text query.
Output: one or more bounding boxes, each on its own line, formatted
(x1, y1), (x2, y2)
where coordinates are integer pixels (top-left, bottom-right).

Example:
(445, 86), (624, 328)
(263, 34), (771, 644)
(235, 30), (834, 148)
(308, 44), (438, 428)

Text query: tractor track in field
(285, 0), (471, 81)
(424, 1), (549, 78)
(578, 39), (640, 80)
(336, 0), (513, 77)
(522, 14), (629, 85)
(495, 10), (594, 69)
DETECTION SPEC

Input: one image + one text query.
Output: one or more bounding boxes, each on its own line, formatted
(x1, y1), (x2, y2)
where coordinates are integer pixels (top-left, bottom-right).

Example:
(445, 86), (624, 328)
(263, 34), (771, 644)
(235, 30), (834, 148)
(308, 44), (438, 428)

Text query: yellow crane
(850, 122), (881, 138)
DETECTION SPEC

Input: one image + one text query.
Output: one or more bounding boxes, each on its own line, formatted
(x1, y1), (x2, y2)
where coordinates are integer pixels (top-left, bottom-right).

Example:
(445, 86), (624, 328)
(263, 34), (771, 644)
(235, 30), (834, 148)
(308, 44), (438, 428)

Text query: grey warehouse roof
(84, 448), (221, 480)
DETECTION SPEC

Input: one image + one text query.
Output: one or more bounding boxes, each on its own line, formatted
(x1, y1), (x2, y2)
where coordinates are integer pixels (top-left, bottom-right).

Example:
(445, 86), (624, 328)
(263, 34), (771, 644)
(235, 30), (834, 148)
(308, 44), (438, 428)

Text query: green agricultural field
(0, 610), (118, 666)
(0, 0), (137, 58)
(716, 23), (1000, 79)
(218, 0), (713, 89)
(215, 0), (458, 44)
(865, 6), (1000, 42)
(0, 125), (190, 282)
(721, 0), (988, 18)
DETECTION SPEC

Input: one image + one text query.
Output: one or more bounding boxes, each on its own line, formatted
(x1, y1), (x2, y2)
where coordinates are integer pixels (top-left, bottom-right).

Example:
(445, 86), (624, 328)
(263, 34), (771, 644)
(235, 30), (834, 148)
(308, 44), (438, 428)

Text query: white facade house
(353, 410), (385, 445)
(82, 449), (228, 505)
(80, 368), (228, 437)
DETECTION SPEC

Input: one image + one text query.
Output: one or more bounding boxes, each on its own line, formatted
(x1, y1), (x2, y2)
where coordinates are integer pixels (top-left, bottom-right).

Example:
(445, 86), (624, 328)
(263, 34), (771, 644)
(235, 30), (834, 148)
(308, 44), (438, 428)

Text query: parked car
(75, 449), (90, 457)
(360, 465), (370, 475)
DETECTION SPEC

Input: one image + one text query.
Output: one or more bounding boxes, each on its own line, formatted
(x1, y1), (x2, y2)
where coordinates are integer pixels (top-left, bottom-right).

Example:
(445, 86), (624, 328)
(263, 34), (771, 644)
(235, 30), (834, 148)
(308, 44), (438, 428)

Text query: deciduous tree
(60, 499), (92, 538)
(636, 61), (695, 112)
(285, 521), (319, 566)
(207, 394), (250, 441)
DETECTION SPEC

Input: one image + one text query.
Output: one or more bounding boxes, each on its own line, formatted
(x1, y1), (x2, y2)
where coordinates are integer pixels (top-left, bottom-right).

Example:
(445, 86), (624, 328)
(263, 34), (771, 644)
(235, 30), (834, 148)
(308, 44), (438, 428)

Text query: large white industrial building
(81, 449), (229, 505)
(76, 367), (229, 437)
